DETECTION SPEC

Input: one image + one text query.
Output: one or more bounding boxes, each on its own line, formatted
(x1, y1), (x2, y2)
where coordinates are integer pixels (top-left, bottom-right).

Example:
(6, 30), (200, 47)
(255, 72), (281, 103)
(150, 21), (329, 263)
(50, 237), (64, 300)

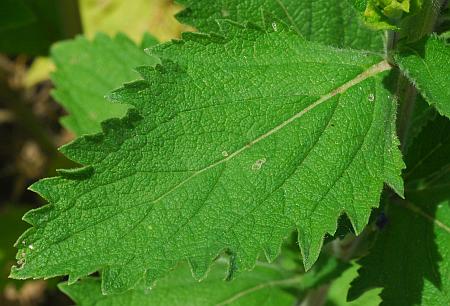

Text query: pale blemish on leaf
(252, 158), (267, 171)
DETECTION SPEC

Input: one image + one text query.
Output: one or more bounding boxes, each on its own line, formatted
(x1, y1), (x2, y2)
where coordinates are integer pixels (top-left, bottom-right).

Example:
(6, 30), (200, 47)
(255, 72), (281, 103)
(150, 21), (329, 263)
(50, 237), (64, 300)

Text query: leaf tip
(57, 165), (94, 180)
(188, 257), (212, 281)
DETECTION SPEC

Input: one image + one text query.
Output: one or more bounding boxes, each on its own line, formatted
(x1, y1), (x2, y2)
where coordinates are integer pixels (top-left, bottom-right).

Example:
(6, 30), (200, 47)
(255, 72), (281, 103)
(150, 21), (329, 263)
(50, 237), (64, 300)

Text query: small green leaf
(362, 0), (412, 30)
(382, 0), (411, 18)
(326, 263), (381, 306)
(59, 261), (298, 306)
(11, 23), (403, 293)
(51, 33), (160, 135)
(358, 0), (427, 30)
(358, 0), (438, 42)
(395, 36), (450, 118)
(300, 256), (351, 290)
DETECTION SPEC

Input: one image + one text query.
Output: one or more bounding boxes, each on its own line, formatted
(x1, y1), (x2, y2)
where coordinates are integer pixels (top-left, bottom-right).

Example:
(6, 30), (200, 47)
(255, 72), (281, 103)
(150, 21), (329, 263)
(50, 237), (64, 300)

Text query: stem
(383, 27), (418, 156)
(56, 0), (83, 38)
(396, 75), (418, 154)
(299, 284), (330, 306)
(394, 0), (446, 154)
(384, 30), (397, 64)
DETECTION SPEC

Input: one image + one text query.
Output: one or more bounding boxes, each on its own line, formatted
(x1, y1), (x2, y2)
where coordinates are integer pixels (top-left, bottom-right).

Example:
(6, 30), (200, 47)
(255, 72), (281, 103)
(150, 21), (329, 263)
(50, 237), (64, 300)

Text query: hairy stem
(396, 74), (418, 154)
(299, 284), (330, 306)
(384, 30), (397, 63)
(56, 0), (83, 38)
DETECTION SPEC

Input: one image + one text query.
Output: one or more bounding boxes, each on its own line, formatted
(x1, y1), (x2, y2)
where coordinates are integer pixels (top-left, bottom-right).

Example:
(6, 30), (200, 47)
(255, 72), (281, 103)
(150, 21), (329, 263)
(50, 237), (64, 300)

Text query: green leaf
(355, 0), (439, 41)
(11, 23), (403, 293)
(404, 115), (450, 187)
(141, 33), (160, 49)
(59, 261), (298, 306)
(395, 36), (450, 118)
(360, 0), (412, 30)
(177, 0), (384, 51)
(349, 117), (450, 306)
(349, 199), (450, 306)
(325, 263), (381, 306)
(400, 0), (441, 43)
(58, 255), (351, 305)
(51, 33), (160, 136)
(299, 255), (351, 290)
(350, 0), (370, 13)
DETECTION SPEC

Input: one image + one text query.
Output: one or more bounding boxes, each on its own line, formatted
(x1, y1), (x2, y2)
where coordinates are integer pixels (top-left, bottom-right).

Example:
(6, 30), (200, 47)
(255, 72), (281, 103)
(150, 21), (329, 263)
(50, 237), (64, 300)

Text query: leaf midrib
(150, 60), (391, 205)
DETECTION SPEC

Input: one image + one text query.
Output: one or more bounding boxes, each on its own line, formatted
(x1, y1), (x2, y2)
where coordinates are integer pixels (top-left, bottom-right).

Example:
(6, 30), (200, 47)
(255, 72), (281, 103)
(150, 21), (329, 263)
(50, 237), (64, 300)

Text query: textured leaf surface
(349, 117), (450, 306)
(60, 261), (298, 306)
(51, 33), (160, 136)
(11, 24), (403, 293)
(350, 0), (369, 13)
(177, 0), (383, 51)
(395, 36), (450, 118)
